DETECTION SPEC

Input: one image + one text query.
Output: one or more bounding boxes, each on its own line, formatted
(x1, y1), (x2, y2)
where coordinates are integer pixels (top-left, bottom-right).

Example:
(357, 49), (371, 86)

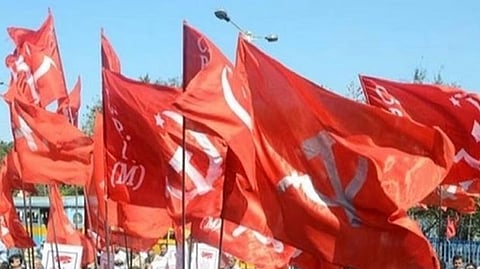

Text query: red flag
(0, 167), (34, 248)
(445, 214), (459, 240)
(102, 69), (172, 207)
(237, 37), (451, 268)
(46, 184), (95, 266)
(182, 21), (211, 86)
(57, 76), (81, 126)
(360, 76), (480, 184)
(2, 62), (31, 104)
(2, 152), (36, 193)
(7, 11), (68, 107)
(85, 112), (119, 233)
(175, 23), (256, 189)
(103, 69), (226, 221)
(290, 251), (342, 269)
(11, 98), (93, 185)
(86, 113), (169, 247)
(101, 31), (121, 73)
(421, 184), (478, 214)
(101, 33), (168, 207)
(5, 45), (67, 107)
(101, 30), (226, 217)
(192, 216), (295, 268)
(8, 12), (63, 71)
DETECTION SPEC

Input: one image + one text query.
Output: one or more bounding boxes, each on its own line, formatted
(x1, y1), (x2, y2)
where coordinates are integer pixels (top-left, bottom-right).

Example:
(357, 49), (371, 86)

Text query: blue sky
(0, 0), (479, 141)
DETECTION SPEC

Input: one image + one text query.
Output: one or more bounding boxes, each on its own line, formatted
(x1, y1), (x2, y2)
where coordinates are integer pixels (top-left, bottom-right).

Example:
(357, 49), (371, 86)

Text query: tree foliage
(0, 140), (13, 161)
(345, 81), (365, 103)
(139, 73), (181, 87)
(81, 97), (102, 136)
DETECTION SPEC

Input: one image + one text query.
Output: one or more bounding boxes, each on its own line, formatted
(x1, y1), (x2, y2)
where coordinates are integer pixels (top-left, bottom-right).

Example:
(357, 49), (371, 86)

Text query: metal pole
(27, 196), (35, 269)
(20, 184), (34, 269)
(181, 23), (188, 269)
(74, 188), (79, 230)
(216, 219), (225, 269)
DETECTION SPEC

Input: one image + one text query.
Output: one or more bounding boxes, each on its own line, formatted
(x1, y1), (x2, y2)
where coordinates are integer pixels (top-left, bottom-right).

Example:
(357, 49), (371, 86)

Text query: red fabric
(85, 112), (119, 234)
(101, 31), (121, 73)
(117, 204), (172, 240)
(191, 216), (295, 268)
(0, 166), (35, 248)
(176, 24), (256, 190)
(7, 12), (63, 73)
(11, 98), (93, 185)
(2, 63), (32, 105)
(5, 45), (67, 108)
(445, 215), (459, 240)
(46, 184), (95, 266)
(182, 22), (211, 87)
(461, 179), (480, 193)
(103, 69), (226, 224)
(422, 184), (478, 214)
(290, 251), (342, 269)
(235, 38), (451, 268)
(360, 75), (480, 185)
(86, 113), (170, 249)
(7, 12), (67, 107)
(2, 152), (36, 193)
(57, 76), (81, 126)
(102, 69), (173, 207)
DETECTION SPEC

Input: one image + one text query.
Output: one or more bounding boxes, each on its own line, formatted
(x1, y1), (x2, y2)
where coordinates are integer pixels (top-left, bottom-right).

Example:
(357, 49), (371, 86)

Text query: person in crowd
(452, 255), (464, 269)
(159, 244), (168, 258)
(224, 255), (240, 269)
(465, 262), (476, 269)
(113, 247), (127, 269)
(7, 248), (24, 269)
(145, 250), (158, 264)
(439, 260), (447, 269)
(0, 262), (8, 269)
(33, 257), (44, 269)
(149, 244), (172, 269)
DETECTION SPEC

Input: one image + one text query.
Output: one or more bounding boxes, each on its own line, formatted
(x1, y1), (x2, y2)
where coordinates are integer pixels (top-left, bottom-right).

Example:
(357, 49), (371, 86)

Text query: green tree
(81, 97), (102, 136)
(345, 81), (365, 103)
(139, 73), (181, 87)
(60, 184), (83, 196)
(413, 67), (427, 84)
(0, 140), (13, 160)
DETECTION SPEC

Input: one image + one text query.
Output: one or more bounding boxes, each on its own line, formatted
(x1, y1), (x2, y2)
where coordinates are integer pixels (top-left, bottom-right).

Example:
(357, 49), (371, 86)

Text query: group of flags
(0, 10), (479, 269)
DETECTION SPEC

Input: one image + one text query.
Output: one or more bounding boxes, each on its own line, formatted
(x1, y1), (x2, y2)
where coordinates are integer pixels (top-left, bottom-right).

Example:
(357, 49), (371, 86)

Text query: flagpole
(437, 186), (443, 256)
(468, 214), (472, 241)
(216, 218), (225, 269)
(100, 29), (113, 269)
(27, 195), (35, 269)
(104, 201), (111, 269)
(20, 185), (34, 269)
(181, 22), (188, 269)
(123, 231), (130, 269)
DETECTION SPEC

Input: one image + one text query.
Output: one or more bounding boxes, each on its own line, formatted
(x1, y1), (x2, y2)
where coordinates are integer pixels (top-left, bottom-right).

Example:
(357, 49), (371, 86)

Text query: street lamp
(214, 9), (278, 42)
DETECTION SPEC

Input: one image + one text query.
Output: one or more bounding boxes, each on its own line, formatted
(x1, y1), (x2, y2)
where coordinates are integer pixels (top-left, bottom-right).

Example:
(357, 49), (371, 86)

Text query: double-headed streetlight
(214, 9), (278, 42)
